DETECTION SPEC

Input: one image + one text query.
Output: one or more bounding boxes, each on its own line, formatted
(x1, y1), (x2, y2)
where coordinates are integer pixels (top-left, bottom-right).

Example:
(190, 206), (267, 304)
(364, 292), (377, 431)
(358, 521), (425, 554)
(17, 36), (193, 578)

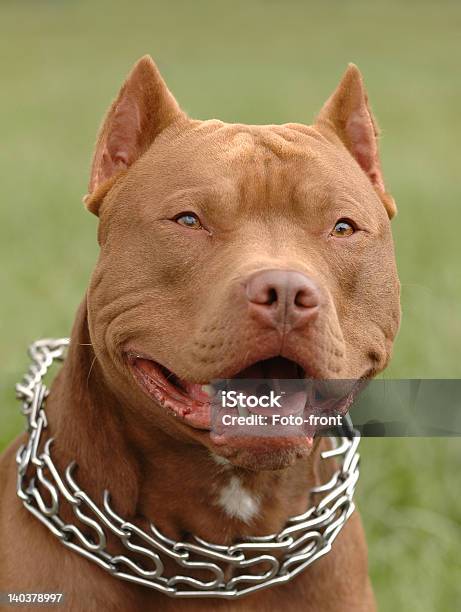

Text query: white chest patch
(217, 476), (260, 524)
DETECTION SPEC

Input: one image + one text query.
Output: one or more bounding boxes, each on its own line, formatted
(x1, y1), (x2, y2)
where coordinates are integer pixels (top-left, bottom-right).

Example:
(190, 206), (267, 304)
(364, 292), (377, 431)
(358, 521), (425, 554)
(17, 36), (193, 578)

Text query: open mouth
(127, 355), (307, 430)
(127, 353), (361, 449)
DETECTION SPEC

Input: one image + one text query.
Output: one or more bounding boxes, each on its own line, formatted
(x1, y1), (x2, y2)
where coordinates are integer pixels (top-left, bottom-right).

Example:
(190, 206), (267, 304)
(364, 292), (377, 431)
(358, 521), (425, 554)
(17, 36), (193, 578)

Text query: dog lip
(126, 353), (316, 455)
(124, 352), (309, 431)
(124, 350), (368, 456)
(127, 351), (218, 431)
(125, 351), (308, 382)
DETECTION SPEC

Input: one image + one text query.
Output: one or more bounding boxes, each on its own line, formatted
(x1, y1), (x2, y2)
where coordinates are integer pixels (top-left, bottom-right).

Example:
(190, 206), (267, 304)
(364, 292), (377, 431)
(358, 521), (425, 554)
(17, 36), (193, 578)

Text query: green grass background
(1, 1), (460, 609)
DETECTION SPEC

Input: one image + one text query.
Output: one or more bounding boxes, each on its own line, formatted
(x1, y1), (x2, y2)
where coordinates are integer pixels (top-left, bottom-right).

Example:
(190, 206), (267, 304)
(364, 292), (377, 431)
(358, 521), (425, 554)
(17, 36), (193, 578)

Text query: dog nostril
(295, 288), (319, 309)
(246, 282), (279, 306)
(267, 287), (277, 305)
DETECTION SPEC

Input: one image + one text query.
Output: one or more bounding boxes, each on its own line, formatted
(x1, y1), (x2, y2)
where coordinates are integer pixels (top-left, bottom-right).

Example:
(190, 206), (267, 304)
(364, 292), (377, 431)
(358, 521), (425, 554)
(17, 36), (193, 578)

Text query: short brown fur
(0, 56), (400, 611)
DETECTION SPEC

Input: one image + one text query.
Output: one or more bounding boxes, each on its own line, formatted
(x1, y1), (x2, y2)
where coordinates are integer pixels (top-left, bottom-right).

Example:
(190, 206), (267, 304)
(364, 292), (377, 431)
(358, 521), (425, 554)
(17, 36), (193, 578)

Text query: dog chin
(210, 436), (314, 471)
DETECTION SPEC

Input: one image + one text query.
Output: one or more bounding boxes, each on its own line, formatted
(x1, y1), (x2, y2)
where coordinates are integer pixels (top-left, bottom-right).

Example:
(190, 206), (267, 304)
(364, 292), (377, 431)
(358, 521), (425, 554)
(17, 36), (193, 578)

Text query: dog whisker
(86, 356), (97, 388)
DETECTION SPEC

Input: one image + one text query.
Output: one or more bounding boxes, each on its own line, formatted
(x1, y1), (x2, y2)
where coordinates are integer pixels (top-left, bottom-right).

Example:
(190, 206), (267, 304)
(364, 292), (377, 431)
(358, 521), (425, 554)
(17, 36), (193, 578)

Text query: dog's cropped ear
(315, 64), (396, 219)
(84, 55), (184, 215)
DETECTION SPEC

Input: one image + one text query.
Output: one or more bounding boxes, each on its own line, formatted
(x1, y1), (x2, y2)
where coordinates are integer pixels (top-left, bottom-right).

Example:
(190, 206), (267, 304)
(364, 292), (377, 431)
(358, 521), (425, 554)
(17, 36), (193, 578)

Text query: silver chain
(15, 338), (360, 600)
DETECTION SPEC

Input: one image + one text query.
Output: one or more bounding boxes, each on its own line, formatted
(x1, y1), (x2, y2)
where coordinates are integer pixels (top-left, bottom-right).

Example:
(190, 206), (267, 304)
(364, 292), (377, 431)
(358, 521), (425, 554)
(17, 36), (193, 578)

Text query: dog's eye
(331, 219), (355, 237)
(174, 212), (203, 230)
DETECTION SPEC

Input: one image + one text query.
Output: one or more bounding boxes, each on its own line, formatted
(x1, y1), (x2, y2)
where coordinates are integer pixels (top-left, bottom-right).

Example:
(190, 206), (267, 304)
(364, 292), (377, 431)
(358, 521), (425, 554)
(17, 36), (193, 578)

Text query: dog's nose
(244, 269), (320, 330)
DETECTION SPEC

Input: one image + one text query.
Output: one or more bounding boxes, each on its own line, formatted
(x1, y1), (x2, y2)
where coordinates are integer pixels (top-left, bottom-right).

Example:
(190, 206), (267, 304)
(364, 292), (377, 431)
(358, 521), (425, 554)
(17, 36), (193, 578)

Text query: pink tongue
(222, 357), (308, 417)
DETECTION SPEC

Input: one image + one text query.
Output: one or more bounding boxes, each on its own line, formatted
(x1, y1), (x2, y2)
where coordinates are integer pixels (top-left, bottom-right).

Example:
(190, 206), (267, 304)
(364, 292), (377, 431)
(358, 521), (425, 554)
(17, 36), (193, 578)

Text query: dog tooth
(237, 399), (250, 417)
(201, 384), (214, 397)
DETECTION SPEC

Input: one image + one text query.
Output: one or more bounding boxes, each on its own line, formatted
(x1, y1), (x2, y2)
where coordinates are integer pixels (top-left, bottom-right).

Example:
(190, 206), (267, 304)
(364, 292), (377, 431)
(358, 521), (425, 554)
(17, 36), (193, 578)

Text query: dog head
(84, 56), (400, 469)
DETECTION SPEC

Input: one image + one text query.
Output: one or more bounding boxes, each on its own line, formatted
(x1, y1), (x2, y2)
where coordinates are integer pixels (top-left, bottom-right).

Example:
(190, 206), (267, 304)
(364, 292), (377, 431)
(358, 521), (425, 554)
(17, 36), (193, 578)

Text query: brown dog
(0, 56), (400, 611)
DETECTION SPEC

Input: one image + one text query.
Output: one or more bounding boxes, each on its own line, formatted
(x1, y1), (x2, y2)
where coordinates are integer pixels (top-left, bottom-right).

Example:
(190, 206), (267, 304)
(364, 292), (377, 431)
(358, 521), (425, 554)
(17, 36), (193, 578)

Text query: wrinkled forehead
(133, 120), (381, 216)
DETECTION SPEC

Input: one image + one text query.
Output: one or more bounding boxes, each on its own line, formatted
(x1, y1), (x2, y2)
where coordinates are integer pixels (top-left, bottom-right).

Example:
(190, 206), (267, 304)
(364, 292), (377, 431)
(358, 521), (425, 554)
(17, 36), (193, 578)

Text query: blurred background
(1, 1), (460, 609)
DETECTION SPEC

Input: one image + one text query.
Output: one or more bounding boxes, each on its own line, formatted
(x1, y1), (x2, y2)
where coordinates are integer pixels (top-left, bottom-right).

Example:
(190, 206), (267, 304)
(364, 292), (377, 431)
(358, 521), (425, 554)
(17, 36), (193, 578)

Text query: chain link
(15, 338), (360, 599)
